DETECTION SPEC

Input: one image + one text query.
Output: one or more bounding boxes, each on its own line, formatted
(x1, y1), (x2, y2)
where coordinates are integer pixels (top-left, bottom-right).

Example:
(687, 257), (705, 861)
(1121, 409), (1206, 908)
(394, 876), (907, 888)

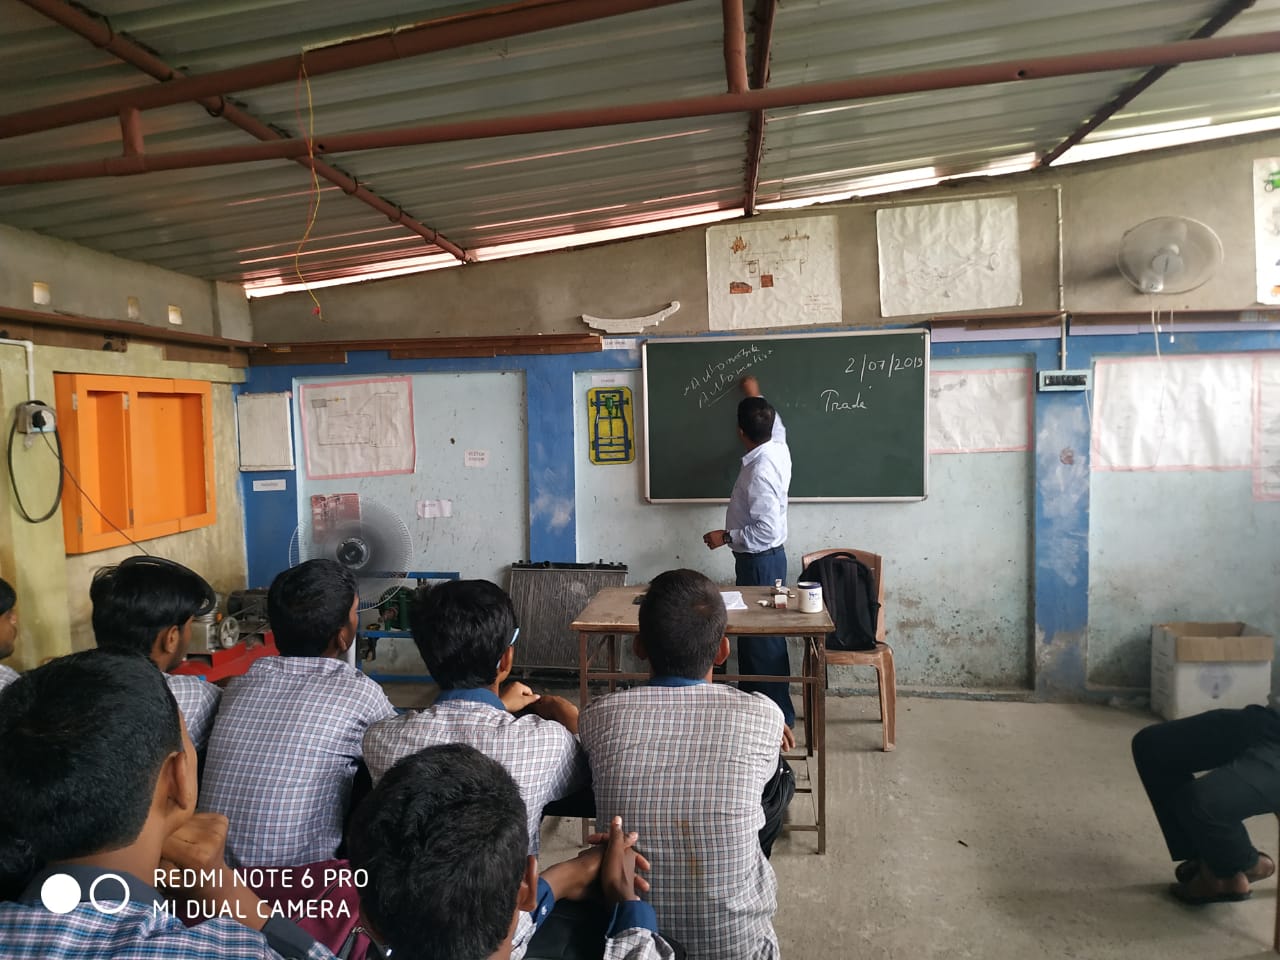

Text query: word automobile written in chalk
(823, 353), (925, 414)
(682, 344), (775, 410)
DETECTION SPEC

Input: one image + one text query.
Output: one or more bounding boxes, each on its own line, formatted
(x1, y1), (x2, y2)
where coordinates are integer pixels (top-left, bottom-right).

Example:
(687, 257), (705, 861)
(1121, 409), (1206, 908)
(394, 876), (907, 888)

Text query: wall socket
(15, 401), (56, 434)
(1037, 369), (1092, 392)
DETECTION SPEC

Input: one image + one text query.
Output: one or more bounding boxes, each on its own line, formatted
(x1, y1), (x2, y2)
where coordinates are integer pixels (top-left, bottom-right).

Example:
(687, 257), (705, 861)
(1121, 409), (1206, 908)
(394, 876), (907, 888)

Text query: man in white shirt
(703, 379), (794, 736)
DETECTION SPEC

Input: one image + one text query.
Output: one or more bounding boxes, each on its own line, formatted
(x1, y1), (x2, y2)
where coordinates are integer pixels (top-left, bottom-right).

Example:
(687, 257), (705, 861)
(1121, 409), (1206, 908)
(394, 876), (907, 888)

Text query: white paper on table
(877, 196), (1022, 317)
(1092, 355), (1254, 470)
(1254, 158), (1280, 305)
(721, 591), (748, 611)
(706, 216), (842, 330)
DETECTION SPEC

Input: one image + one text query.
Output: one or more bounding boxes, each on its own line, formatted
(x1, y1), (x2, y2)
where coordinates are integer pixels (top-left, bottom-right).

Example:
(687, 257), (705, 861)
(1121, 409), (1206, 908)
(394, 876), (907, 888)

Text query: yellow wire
(293, 58), (324, 320)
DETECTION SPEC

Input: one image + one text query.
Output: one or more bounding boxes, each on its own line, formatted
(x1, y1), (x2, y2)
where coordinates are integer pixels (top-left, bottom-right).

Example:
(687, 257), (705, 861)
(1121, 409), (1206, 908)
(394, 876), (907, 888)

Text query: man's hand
(703, 529), (729, 550)
(740, 375), (762, 398)
(160, 813), (268, 932)
(781, 725), (796, 752)
(599, 816), (650, 903)
(540, 844), (604, 903)
(501, 680), (540, 713)
(527, 694), (580, 735)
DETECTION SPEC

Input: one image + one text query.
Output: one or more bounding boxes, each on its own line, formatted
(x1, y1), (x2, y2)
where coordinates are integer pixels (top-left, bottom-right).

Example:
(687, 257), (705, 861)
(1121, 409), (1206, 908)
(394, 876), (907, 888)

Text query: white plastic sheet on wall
(928, 368), (1031, 454)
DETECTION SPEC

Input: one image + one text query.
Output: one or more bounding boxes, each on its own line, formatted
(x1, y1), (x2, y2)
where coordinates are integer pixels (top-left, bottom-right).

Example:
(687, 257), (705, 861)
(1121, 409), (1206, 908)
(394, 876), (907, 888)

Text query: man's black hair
(91, 556), (216, 657)
(737, 396), (776, 445)
(408, 580), (515, 690)
(267, 559), (358, 657)
(0, 577), (14, 617)
(0, 650), (182, 900)
(349, 744), (529, 960)
(639, 568), (727, 679)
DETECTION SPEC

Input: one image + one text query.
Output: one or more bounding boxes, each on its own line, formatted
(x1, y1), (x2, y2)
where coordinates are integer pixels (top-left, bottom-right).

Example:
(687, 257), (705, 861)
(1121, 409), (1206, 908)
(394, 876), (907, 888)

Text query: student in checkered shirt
(199, 560), (395, 868)
(579, 569), (785, 960)
(0, 650), (333, 959)
(0, 577), (20, 692)
(362, 579), (588, 855)
(349, 743), (675, 960)
(91, 557), (224, 754)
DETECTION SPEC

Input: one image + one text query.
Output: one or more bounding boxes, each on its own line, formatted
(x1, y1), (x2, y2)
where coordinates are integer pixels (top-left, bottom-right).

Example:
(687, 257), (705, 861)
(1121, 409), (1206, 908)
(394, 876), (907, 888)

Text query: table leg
(608, 633), (618, 694)
(579, 630), (589, 708)
(815, 636), (827, 855)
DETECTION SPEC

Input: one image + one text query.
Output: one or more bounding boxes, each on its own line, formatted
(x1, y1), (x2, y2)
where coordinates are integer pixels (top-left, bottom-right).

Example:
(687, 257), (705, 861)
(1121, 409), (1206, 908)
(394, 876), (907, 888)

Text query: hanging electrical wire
(7, 411), (62, 523)
(293, 56), (324, 321)
(39, 432), (149, 554)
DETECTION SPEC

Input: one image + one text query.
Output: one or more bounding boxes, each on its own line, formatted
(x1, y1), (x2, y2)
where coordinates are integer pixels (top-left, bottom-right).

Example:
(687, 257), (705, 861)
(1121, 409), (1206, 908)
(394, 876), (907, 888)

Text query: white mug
(797, 581), (823, 614)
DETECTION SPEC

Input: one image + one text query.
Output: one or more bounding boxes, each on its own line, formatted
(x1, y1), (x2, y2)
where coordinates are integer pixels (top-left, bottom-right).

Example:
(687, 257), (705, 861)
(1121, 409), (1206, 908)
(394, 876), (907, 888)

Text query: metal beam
(18, 0), (469, 261)
(743, 0), (777, 216)
(1038, 0), (1257, 167)
(4, 29), (1280, 185)
(722, 0), (749, 94)
(1, 0), (695, 140)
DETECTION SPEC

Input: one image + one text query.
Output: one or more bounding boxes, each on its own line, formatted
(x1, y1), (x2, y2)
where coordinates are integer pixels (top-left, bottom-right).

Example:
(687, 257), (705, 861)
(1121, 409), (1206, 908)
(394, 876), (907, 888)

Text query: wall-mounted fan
(1117, 216), (1223, 295)
(288, 495), (414, 619)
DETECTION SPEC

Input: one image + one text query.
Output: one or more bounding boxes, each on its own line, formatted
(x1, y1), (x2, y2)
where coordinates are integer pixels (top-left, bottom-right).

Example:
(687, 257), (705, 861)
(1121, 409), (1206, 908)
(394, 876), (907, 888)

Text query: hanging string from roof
(293, 56), (324, 321)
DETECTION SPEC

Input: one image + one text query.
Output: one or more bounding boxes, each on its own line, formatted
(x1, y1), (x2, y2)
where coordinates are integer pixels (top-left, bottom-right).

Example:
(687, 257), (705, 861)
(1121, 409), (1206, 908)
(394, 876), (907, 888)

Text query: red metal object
(3, 0), (695, 139)
(743, 0), (777, 215)
(1038, 0), (1258, 167)
(17, 0), (468, 261)
(4, 29), (1280, 185)
(722, 0), (749, 94)
(173, 633), (279, 683)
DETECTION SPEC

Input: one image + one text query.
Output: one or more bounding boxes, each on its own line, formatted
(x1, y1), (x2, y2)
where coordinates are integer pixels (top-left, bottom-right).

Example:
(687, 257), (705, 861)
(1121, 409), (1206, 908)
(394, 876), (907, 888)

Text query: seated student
(0, 649), (333, 959)
(578, 569), (784, 960)
(200, 559), (395, 868)
(348, 742), (674, 960)
(363, 579), (587, 855)
(1133, 707), (1280, 903)
(91, 556), (223, 753)
(0, 576), (19, 691)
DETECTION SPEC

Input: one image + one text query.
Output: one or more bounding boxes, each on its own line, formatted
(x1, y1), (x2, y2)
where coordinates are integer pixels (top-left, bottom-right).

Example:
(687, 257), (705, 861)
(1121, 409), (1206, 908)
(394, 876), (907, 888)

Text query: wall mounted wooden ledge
(929, 309), (1280, 331)
(0, 305), (262, 368)
(249, 333), (603, 365)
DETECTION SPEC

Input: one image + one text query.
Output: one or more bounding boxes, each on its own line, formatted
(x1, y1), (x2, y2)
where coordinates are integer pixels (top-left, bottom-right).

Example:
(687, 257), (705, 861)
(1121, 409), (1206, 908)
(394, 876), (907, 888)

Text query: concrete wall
(250, 131), (1280, 342)
(0, 223), (252, 340)
(0, 343), (246, 670)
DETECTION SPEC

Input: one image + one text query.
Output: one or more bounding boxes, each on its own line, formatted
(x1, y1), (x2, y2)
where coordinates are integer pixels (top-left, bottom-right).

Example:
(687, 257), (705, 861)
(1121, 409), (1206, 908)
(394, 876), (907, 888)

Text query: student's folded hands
(501, 680), (540, 712)
(545, 815), (650, 905)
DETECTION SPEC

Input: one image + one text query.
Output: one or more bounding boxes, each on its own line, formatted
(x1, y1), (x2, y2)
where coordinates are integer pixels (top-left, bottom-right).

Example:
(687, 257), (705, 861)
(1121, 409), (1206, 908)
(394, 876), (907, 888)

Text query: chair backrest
(800, 548), (885, 644)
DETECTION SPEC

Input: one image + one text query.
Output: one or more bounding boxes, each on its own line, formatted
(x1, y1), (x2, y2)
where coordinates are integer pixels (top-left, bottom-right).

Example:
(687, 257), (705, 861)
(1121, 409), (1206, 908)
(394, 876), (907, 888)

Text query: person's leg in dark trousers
(1132, 705), (1280, 877)
(734, 546), (795, 728)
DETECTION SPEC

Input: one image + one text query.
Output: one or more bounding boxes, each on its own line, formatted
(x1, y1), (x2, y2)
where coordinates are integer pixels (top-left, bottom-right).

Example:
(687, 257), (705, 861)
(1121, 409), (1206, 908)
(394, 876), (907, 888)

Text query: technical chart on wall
(928, 369), (1031, 454)
(705, 216), (842, 330)
(299, 376), (416, 479)
(877, 197), (1022, 317)
(1254, 157), (1280, 305)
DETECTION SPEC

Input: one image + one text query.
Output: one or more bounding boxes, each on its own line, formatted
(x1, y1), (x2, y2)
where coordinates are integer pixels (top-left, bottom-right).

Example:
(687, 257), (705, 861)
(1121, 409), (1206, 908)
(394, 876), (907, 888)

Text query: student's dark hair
(349, 744), (528, 960)
(91, 556), (215, 657)
(639, 568), (727, 679)
(267, 559), (358, 657)
(0, 650), (182, 900)
(737, 396), (776, 444)
(0, 577), (14, 617)
(408, 579), (515, 689)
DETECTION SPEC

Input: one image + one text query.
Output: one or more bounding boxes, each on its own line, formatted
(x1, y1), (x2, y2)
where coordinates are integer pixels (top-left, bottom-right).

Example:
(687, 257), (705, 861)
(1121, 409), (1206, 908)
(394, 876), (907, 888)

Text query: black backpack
(800, 551), (880, 651)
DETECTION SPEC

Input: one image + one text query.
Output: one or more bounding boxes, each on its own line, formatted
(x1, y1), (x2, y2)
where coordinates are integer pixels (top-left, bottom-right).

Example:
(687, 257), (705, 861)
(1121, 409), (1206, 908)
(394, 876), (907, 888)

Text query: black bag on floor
(800, 551), (880, 651)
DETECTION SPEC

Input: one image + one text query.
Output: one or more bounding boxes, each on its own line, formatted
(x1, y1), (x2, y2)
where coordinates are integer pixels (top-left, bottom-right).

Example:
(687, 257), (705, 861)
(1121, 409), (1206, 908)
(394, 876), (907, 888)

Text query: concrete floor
(536, 696), (1280, 960)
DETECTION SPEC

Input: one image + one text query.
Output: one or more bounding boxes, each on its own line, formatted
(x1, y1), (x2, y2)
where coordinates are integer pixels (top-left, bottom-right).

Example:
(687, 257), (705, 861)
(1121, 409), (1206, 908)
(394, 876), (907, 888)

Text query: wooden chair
(801, 548), (896, 752)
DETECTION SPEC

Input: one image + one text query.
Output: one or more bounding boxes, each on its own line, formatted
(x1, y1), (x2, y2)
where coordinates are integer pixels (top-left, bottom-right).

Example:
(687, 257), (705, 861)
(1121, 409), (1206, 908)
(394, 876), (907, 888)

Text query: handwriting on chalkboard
(683, 344), (775, 409)
(820, 389), (867, 412)
(844, 353), (925, 380)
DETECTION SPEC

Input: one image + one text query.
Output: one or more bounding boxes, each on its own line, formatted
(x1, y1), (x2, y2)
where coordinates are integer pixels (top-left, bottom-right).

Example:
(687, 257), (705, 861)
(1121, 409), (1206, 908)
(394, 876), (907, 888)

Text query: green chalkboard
(642, 331), (929, 501)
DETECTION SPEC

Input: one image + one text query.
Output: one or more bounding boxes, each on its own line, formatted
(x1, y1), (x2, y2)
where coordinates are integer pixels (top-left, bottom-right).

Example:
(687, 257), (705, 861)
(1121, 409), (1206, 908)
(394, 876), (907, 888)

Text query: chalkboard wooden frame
(642, 330), (930, 503)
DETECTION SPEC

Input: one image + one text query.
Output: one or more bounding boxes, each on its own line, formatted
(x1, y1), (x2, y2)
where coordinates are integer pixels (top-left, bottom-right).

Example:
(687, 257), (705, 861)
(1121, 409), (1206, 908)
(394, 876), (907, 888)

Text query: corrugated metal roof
(0, 0), (1277, 289)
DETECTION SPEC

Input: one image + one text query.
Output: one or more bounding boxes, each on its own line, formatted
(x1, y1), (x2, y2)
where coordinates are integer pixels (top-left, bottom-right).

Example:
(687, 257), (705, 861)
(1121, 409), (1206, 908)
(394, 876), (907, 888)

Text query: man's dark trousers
(733, 545), (794, 728)
(1132, 705), (1280, 877)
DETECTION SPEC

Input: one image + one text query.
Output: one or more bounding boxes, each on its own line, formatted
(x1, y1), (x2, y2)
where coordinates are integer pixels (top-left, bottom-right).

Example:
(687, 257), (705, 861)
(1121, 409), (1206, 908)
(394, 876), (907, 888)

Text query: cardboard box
(1150, 622), (1274, 720)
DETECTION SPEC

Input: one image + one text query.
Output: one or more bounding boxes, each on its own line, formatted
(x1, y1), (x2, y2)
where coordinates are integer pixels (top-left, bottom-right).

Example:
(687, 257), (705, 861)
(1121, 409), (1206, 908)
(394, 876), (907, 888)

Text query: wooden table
(571, 584), (833, 854)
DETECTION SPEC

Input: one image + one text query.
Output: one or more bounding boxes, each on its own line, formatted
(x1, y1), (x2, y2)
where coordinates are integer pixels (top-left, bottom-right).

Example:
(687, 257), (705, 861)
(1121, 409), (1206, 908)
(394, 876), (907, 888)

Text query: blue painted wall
(240, 327), (1280, 700)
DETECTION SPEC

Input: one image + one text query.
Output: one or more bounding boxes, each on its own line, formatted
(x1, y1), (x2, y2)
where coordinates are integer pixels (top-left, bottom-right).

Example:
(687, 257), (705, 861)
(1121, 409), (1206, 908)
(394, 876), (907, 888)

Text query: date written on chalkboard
(682, 344), (776, 410)
(845, 353), (925, 380)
